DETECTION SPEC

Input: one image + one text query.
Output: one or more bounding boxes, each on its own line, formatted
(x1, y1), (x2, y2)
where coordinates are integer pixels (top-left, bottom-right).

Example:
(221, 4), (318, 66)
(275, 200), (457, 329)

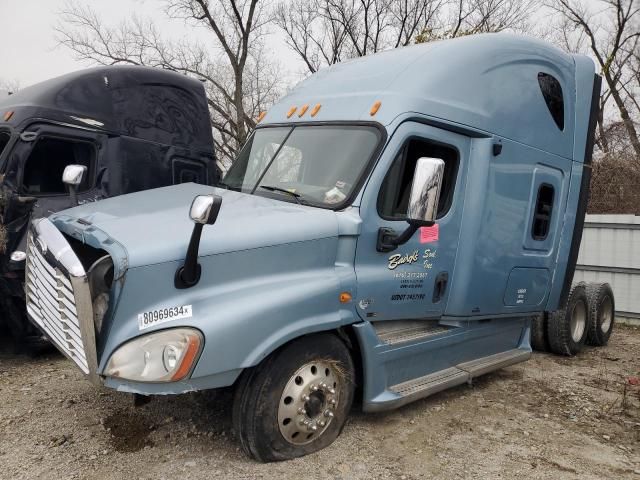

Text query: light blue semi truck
(24, 34), (615, 461)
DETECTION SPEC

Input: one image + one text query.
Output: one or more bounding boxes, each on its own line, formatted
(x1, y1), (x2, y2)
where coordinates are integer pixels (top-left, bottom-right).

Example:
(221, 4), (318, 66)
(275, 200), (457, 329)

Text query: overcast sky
(0, 0), (302, 89)
(0, 0), (605, 91)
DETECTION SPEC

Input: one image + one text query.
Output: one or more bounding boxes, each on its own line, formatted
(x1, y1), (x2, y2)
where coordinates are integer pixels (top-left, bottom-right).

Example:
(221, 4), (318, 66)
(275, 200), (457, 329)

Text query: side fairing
(546, 59), (600, 311)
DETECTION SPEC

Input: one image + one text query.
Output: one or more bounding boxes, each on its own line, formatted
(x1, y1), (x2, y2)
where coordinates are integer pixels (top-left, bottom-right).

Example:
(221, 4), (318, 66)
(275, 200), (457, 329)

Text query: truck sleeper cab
(25, 34), (601, 462)
(0, 66), (220, 341)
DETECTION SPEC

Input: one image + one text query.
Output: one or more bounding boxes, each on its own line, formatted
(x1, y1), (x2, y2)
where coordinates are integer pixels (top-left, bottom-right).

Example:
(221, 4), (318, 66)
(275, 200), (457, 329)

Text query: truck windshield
(223, 125), (382, 208)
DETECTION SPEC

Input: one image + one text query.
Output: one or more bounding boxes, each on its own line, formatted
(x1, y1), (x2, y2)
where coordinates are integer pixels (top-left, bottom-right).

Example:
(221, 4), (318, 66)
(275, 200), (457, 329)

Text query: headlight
(104, 328), (203, 382)
(88, 255), (114, 332)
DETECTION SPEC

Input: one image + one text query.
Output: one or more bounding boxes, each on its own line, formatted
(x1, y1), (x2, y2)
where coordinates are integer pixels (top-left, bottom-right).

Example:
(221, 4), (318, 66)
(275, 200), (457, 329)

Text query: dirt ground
(0, 325), (638, 480)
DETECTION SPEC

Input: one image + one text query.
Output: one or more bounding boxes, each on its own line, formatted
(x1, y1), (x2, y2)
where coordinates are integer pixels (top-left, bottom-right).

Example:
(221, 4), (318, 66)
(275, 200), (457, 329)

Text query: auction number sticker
(138, 305), (193, 331)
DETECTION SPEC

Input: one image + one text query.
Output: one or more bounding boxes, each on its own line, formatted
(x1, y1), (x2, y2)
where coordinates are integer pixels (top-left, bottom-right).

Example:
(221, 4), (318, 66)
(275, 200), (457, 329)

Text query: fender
(96, 236), (360, 393)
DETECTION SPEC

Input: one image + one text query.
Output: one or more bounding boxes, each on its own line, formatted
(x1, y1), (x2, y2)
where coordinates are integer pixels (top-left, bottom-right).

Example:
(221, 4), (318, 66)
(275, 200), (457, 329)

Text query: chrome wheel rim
(600, 296), (613, 333)
(278, 360), (340, 445)
(570, 300), (587, 343)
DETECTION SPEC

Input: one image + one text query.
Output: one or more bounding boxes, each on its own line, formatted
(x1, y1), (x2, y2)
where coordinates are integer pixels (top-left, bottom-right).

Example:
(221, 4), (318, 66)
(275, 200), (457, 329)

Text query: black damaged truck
(0, 66), (220, 342)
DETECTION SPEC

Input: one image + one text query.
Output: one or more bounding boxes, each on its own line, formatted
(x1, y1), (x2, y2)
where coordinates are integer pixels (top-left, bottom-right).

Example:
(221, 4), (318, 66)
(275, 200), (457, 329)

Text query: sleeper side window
(531, 183), (554, 241)
(378, 138), (458, 220)
(22, 137), (95, 195)
(538, 73), (564, 131)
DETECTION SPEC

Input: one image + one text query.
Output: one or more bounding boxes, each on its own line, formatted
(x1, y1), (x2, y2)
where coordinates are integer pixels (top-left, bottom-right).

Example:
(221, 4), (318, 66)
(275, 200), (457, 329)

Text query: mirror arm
(376, 220), (433, 253)
(68, 185), (78, 207)
(174, 223), (204, 289)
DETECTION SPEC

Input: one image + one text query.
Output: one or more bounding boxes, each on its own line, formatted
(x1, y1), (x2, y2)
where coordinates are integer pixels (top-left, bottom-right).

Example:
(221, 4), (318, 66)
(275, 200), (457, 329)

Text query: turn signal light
(298, 104), (309, 117)
(171, 334), (202, 381)
(310, 104), (321, 117)
(257, 111), (267, 123)
(287, 106), (297, 118)
(340, 292), (352, 303)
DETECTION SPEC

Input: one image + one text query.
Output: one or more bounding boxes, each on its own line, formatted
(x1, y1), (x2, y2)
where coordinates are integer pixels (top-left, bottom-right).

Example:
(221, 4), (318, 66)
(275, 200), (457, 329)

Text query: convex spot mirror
(62, 164), (87, 186)
(190, 194), (223, 225)
(176, 193), (223, 289)
(407, 157), (445, 226)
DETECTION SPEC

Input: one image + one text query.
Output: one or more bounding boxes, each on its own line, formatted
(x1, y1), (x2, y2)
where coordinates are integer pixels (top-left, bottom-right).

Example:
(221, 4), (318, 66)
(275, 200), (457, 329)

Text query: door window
(378, 138), (458, 220)
(22, 137), (96, 195)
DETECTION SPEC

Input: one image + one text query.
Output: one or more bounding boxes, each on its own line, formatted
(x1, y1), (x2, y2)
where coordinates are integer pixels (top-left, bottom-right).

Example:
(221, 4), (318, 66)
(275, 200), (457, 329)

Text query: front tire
(232, 333), (355, 462)
(547, 283), (589, 356)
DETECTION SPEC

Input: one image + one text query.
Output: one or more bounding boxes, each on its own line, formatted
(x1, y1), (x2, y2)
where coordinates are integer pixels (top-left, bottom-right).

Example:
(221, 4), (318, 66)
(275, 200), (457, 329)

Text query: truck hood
(51, 183), (340, 269)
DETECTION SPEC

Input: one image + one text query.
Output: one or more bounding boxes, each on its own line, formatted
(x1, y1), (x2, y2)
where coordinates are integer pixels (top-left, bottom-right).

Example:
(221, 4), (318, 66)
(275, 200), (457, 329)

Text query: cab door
(354, 122), (469, 322)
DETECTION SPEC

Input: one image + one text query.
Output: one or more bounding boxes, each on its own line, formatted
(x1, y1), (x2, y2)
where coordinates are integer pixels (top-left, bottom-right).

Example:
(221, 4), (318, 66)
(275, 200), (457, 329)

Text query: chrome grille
(25, 234), (89, 374)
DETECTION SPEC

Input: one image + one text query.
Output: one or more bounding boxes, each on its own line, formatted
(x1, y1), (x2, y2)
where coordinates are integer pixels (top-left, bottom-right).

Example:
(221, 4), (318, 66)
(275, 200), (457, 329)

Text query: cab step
(389, 367), (468, 407)
(457, 348), (531, 377)
(373, 320), (452, 345)
(380, 349), (531, 411)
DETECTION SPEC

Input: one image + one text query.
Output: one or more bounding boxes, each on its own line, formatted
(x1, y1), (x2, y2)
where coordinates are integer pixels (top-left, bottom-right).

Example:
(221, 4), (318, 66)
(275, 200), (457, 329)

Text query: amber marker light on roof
(3, 111), (14, 121)
(340, 292), (352, 303)
(310, 103), (321, 117)
(287, 106), (297, 118)
(298, 104), (309, 117)
(370, 101), (382, 116)
(257, 111), (267, 123)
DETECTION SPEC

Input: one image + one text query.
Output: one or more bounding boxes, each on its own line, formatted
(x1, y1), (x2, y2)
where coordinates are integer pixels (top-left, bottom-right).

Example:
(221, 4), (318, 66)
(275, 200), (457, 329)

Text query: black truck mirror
(62, 164), (87, 206)
(407, 157), (444, 226)
(376, 157), (444, 253)
(175, 194), (223, 289)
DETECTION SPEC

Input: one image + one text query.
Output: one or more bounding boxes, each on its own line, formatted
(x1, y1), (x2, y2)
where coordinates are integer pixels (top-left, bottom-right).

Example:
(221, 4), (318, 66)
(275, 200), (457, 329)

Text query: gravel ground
(1, 325), (639, 480)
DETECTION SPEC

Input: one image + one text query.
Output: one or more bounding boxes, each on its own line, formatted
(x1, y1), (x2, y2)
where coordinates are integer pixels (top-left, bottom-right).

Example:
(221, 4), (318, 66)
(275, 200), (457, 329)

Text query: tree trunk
(604, 72), (640, 161)
(597, 112), (609, 154)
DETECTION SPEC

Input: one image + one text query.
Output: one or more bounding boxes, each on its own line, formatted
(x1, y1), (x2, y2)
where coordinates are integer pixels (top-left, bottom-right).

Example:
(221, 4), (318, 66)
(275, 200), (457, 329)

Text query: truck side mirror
(407, 157), (444, 225)
(376, 157), (445, 253)
(62, 164), (87, 206)
(175, 194), (223, 289)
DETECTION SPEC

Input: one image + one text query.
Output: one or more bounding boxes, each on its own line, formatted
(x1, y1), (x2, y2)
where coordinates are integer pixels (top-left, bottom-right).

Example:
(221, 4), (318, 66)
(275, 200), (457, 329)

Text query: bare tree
(546, 0), (640, 160)
(276, 0), (348, 73)
(276, 0), (444, 74)
(56, 0), (280, 164)
(0, 79), (20, 95)
(416, 0), (535, 41)
(589, 120), (640, 213)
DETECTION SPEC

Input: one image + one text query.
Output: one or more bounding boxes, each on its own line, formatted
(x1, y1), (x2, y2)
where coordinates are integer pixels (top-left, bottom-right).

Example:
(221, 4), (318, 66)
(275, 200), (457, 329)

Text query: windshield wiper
(259, 185), (304, 205)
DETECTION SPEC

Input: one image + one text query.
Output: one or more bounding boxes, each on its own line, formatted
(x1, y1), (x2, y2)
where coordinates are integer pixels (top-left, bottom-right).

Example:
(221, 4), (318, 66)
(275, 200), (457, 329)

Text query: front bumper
(25, 218), (101, 384)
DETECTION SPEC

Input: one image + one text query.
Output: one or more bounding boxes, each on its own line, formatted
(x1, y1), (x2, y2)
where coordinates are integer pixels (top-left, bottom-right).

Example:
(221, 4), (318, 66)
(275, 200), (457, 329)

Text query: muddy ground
(0, 325), (638, 480)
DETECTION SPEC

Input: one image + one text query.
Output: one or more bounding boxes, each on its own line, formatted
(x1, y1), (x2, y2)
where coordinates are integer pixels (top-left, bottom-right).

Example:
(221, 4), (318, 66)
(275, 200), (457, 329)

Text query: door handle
(433, 271), (449, 303)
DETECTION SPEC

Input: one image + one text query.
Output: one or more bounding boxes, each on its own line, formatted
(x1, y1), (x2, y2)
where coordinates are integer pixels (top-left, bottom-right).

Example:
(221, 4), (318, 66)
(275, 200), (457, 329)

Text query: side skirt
(353, 316), (532, 412)
(366, 348), (530, 412)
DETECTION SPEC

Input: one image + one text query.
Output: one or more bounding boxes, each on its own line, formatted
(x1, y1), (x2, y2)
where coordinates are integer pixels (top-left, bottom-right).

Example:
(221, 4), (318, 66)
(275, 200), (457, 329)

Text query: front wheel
(232, 333), (355, 462)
